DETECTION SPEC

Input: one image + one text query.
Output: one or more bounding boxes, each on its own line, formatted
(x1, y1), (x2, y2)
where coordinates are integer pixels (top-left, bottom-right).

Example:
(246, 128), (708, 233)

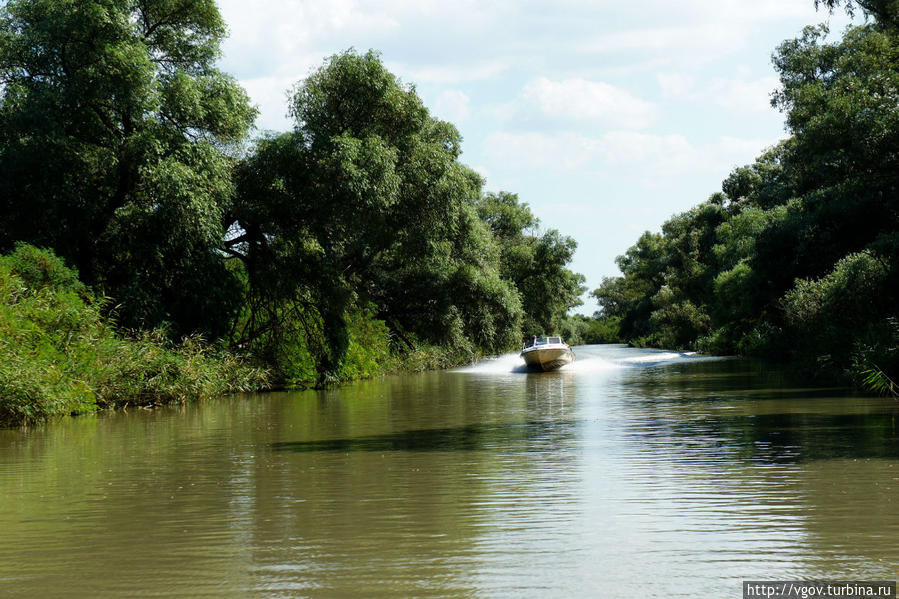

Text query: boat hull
(521, 347), (574, 371)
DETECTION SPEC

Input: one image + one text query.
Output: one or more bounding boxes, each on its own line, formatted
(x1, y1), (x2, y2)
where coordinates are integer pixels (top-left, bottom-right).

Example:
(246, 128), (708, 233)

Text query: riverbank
(0, 245), (268, 427)
(602, 324), (897, 397)
(0, 244), (493, 428)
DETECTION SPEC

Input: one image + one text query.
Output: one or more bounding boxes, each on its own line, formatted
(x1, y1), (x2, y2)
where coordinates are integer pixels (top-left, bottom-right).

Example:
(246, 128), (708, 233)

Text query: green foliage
(1, 10), (588, 393)
(340, 308), (396, 381)
(782, 252), (894, 379)
(648, 296), (711, 350)
(558, 314), (622, 345)
(782, 252), (888, 330)
(397, 343), (480, 373)
(592, 10), (899, 392)
(0, 0), (256, 336)
(476, 191), (539, 239)
(254, 303), (398, 388)
(229, 50), (549, 383)
(712, 261), (754, 318)
(592, 231), (666, 340)
(587, 316), (623, 344)
(850, 317), (899, 397)
(476, 191), (584, 337)
(766, 22), (898, 279)
(0, 245), (267, 427)
(4, 242), (87, 295)
(859, 367), (899, 397)
(815, 0), (899, 29)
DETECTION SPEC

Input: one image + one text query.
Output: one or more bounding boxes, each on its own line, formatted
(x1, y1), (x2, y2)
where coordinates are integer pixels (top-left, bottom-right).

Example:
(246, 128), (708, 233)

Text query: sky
(215, 0), (855, 315)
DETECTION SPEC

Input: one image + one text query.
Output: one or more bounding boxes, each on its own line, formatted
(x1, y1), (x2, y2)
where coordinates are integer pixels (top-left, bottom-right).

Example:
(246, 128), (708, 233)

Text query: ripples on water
(0, 345), (897, 598)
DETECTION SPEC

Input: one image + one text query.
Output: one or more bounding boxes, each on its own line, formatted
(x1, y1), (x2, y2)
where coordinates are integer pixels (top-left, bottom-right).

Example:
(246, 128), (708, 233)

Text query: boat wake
(454, 345), (728, 375)
(455, 350), (620, 375)
(455, 352), (529, 374)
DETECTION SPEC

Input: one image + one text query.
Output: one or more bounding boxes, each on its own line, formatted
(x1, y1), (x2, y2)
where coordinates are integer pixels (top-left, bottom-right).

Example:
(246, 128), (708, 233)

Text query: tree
(592, 231), (666, 341)
(476, 191), (585, 336)
(590, 3), (898, 379)
(0, 0), (256, 336)
(768, 22), (898, 276)
(228, 50), (523, 381)
(815, 0), (899, 30)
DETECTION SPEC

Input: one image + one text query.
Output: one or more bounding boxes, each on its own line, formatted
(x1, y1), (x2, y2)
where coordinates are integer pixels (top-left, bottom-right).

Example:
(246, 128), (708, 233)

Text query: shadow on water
(613, 358), (899, 464)
(270, 420), (578, 453)
(639, 412), (899, 464)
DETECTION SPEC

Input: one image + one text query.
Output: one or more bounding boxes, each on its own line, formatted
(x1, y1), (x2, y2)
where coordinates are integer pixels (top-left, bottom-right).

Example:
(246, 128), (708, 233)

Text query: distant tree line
(593, 0), (898, 392)
(0, 0), (585, 387)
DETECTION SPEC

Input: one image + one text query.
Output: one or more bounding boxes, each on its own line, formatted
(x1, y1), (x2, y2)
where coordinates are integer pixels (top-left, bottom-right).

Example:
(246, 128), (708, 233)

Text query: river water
(1, 344), (897, 597)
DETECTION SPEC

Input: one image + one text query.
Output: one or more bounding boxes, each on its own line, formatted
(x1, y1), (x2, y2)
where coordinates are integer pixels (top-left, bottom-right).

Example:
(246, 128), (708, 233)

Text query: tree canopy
(0, 4), (588, 386)
(227, 51), (580, 382)
(476, 191), (586, 337)
(0, 0), (256, 336)
(594, 4), (898, 387)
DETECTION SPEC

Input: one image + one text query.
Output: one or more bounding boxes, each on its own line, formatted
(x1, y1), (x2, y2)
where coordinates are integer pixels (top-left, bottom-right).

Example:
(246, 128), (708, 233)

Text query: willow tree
(476, 191), (585, 337)
(229, 50), (522, 381)
(0, 0), (256, 336)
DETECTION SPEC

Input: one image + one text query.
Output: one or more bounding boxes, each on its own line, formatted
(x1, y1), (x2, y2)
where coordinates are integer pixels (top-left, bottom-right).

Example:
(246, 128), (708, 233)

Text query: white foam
(455, 351), (620, 375)
(565, 355), (622, 373)
(455, 352), (525, 374)
(453, 346), (726, 375)
(619, 351), (697, 364)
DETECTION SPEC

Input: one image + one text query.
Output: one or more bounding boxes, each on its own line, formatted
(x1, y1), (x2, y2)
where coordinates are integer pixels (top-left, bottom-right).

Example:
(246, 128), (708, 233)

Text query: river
(1, 344), (897, 597)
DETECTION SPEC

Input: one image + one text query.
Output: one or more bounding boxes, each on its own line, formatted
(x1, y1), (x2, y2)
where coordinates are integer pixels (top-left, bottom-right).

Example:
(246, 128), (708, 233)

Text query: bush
(773, 252), (896, 383)
(850, 318), (899, 397)
(782, 252), (888, 329)
(339, 307), (397, 381)
(0, 245), (267, 427)
(648, 298), (711, 350)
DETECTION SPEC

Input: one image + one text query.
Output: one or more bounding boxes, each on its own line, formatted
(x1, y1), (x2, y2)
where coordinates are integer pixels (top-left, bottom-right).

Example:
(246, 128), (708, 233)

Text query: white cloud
(707, 76), (781, 113)
(715, 135), (781, 165)
(239, 75), (299, 132)
(489, 77), (657, 131)
(680, 0), (816, 22)
(388, 60), (510, 84)
(219, 0), (399, 68)
(483, 131), (599, 171)
(210, 0), (851, 300)
(483, 130), (774, 178)
(601, 132), (779, 179)
(657, 72), (697, 99)
(596, 131), (696, 175)
(369, 0), (512, 28)
(575, 0), (838, 66)
(657, 72), (781, 113)
(470, 164), (491, 181)
(598, 131), (776, 178)
(521, 77), (657, 129)
(580, 24), (749, 63)
(433, 90), (471, 123)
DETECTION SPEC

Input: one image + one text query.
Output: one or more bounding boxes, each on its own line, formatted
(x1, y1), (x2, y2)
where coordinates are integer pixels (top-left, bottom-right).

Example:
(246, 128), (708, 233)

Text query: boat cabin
(524, 336), (564, 348)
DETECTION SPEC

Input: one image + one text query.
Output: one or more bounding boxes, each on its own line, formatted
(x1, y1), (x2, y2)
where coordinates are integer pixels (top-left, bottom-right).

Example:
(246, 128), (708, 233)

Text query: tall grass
(0, 244), (268, 427)
(850, 317), (899, 398)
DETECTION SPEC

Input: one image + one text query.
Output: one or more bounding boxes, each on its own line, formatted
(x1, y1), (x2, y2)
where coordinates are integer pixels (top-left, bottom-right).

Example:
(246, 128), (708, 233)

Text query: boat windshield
(527, 336), (563, 347)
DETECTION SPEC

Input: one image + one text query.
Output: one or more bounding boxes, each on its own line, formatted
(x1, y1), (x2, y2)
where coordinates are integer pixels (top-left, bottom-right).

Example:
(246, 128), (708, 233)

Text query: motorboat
(520, 336), (574, 371)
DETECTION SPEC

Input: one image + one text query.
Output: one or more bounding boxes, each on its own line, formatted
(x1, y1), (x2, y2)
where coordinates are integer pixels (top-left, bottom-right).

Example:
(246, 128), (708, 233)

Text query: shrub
(0, 245), (267, 427)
